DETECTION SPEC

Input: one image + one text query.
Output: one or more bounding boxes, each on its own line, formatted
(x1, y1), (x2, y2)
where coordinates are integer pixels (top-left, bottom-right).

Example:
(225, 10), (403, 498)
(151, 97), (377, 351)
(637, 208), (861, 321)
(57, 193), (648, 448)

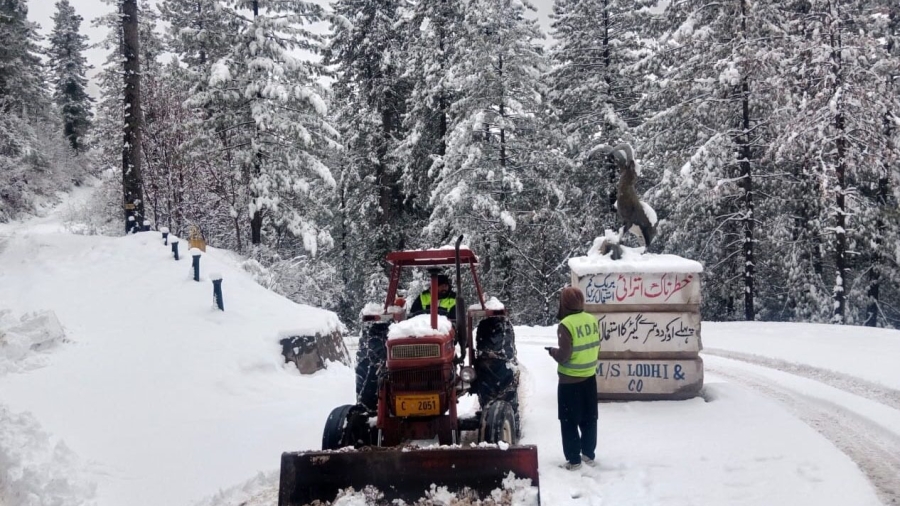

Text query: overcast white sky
(29, 0), (556, 99)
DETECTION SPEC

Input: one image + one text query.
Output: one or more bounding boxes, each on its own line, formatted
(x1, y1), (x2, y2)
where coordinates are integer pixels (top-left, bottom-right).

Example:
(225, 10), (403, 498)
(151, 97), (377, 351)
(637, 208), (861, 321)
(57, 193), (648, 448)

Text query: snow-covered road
(703, 353), (900, 505)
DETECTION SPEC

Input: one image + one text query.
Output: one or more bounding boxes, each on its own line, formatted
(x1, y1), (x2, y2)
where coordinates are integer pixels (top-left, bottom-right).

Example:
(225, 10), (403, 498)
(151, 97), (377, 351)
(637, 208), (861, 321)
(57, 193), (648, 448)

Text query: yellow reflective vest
(419, 292), (457, 313)
(558, 312), (600, 377)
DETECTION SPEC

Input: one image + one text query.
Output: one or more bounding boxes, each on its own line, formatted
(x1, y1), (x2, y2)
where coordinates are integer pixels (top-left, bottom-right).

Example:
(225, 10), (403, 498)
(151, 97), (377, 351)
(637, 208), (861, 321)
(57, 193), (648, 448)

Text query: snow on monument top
(569, 238), (703, 276)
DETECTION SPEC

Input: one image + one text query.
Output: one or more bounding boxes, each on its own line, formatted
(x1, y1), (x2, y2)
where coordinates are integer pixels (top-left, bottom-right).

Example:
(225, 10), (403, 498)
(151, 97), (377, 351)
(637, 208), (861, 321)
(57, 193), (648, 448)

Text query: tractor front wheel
(479, 400), (517, 445)
(322, 404), (372, 450)
(322, 404), (353, 450)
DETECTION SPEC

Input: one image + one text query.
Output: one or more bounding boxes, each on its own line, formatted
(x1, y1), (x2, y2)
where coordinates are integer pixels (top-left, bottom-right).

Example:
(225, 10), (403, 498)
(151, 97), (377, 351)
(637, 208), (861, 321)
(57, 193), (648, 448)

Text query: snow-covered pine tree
(394, 0), (465, 239)
(158, 0), (232, 70)
(848, 1), (900, 327)
(159, 0), (245, 246)
(48, 0), (93, 152)
(771, 0), (900, 325)
(324, 0), (409, 320)
(0, 0), (49, 219)
(425, 0), (547, 312)
(202, 0), (338, 252)
(1, 0), (90, 221)
(0, 0), (44, 112)
(546, 0), (653, 251)
(92, 4), (125, 174)
(638, 0), (788, 321)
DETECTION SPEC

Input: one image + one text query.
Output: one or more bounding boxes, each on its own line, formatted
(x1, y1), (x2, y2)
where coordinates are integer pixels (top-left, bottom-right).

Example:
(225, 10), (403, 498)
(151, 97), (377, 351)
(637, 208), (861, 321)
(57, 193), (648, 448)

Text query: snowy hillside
(2, 190), (899, 506)
(0, 189), (348, 506)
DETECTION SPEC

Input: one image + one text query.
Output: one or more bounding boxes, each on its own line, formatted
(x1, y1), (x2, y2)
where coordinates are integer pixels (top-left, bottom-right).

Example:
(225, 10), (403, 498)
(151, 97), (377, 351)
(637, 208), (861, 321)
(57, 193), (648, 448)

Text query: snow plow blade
(278, 445), (540, 505)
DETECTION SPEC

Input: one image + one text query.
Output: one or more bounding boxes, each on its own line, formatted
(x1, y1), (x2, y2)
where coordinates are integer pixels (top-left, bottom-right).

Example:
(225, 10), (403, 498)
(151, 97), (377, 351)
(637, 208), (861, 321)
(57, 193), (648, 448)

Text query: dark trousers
(558, 375), (598, 464)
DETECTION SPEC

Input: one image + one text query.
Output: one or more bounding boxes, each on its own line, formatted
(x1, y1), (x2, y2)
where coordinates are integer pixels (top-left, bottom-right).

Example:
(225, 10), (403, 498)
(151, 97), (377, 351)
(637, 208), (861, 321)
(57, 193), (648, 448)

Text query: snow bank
(569, 236), (703, 275)
(0, 226), (349, 506)
(0, 405), (96, 506)
(0, 310), (67, 375)
(388, 314), (453, 339)
(192, 471), (278, 506)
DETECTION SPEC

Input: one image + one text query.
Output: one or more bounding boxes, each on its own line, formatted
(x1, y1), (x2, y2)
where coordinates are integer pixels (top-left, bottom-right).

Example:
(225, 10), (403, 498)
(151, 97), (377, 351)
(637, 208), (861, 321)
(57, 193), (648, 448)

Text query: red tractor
(278, 237), (539, 505)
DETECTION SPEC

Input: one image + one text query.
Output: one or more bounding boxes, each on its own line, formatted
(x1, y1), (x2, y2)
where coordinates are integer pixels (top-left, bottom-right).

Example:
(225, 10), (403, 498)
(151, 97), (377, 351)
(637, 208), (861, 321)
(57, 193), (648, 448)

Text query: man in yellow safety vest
(547, 286), (600, 471)
(410, 274), (457, 317)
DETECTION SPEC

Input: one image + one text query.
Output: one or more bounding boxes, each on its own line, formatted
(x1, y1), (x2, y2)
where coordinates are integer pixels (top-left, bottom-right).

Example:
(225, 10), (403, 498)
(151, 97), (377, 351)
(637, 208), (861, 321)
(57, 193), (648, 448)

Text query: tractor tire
(322, 404), (373, 450)
(473, 357), (521, 438)
(479, 400), (518, 445)
(475, 316), (516, 360)
(322, 404), (354, 450)
(355, 322), (389, 412)
(474, 316), (521, 437)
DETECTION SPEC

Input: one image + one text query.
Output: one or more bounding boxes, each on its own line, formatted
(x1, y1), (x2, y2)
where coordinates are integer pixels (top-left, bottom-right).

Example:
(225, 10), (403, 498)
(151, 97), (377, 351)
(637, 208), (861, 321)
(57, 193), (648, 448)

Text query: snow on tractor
(278, 237), (540, 505)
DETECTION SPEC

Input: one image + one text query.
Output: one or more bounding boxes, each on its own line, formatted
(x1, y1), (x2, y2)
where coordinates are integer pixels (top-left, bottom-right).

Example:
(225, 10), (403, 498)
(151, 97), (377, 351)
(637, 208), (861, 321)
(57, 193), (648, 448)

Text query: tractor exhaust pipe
(454, 235), (467, 353)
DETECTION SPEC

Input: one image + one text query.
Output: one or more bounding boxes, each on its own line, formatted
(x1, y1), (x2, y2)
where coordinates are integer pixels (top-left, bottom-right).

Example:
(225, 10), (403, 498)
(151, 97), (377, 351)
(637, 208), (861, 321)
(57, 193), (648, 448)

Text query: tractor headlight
(460, 366), (476, 383)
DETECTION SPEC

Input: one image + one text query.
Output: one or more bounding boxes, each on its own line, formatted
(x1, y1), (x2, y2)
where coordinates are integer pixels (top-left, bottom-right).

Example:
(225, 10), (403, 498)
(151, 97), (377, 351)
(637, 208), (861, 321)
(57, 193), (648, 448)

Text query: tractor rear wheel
(473, 358), (520, 436)
(474, 316), (521, 437)
(475, 316), (516, 359)
(479, 400), (517, 444)
(355, 322), (389, 411)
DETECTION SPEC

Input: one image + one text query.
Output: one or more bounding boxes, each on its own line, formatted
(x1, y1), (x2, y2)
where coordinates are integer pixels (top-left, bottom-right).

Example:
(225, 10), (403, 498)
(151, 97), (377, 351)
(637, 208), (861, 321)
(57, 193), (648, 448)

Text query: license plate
(395, 394), (440, 416)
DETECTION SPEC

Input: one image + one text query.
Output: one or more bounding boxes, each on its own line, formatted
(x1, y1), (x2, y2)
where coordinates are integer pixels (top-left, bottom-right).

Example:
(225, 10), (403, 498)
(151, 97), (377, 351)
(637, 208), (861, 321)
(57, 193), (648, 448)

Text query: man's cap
(437, 274), (451, 286)
(559, 286), (585, 313)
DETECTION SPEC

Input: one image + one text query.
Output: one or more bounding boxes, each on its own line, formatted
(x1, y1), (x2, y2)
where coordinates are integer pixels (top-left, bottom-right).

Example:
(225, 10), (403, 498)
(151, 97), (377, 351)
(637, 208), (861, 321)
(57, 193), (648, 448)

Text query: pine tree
(1, 0), (90, 222)
(202, 0), (338, 250)
(0, 0), (44, 112)
(48, 0), (93, 152)
(426, 0), (547, 308)
(546, 0), (655, 257)
(772, 0), (900, 324)
(637, 0), (788, 321)
(848, 1), (900, 327)
(158, 0), (232, 71)
(325, 0), (409, 319)
(159, 0), (243, 246)
(394, 0), (465, 236)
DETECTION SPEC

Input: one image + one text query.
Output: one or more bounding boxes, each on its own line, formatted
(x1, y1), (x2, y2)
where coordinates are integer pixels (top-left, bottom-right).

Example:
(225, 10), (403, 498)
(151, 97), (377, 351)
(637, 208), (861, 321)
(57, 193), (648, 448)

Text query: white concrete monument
(569, 243), (704, 400)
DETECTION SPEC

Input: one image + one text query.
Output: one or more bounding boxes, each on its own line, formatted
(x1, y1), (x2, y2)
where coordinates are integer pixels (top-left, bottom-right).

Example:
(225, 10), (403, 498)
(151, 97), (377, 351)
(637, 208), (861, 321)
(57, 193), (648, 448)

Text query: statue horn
(613, 143), (634, 164)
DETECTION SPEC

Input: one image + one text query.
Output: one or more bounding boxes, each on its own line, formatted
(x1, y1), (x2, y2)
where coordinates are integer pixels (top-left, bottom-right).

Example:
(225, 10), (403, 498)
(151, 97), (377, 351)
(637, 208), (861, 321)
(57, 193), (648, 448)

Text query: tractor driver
(410, 274), (457, 318)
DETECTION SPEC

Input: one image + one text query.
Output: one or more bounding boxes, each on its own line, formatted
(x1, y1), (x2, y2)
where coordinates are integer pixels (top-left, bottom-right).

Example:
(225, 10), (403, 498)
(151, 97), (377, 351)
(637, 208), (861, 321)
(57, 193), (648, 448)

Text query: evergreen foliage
(48, 0), (93, 152)
(6, 0), (900, 328)
(1, 0), (89, 221)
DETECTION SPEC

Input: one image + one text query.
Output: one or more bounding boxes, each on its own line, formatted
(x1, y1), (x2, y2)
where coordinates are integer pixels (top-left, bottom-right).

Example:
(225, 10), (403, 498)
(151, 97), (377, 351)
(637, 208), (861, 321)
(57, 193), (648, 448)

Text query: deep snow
(1, 188), (898, 506)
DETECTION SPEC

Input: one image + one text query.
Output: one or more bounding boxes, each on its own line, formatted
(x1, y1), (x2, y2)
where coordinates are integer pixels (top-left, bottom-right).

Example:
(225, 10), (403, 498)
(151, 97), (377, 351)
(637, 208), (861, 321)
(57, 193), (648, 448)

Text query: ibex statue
(600, 143), (657, 253)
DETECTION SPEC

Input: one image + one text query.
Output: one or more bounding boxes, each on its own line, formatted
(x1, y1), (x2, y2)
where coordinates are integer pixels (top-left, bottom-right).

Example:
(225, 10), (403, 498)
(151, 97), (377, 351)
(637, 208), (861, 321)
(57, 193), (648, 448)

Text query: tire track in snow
(706, 361), (900, 506)
(703, 348), (900, 411)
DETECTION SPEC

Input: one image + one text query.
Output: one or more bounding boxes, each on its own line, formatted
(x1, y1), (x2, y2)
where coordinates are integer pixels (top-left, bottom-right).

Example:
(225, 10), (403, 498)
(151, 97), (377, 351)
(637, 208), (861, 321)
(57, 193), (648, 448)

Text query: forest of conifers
(1, 0), (898, 328)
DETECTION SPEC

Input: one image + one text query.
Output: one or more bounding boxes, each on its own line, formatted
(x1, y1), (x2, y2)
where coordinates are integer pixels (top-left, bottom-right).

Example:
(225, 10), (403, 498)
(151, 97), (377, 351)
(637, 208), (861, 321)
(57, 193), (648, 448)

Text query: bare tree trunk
(831, 27), (847, 324)
(497, 54), (512, 303)
(738, 0), (755, 321)
(602, 0), (617, 213)
(866, 113), (892, 327)
(122, 0), (144, 233)
(739, 77), (754, 321)
(249, 0), (263, 245)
